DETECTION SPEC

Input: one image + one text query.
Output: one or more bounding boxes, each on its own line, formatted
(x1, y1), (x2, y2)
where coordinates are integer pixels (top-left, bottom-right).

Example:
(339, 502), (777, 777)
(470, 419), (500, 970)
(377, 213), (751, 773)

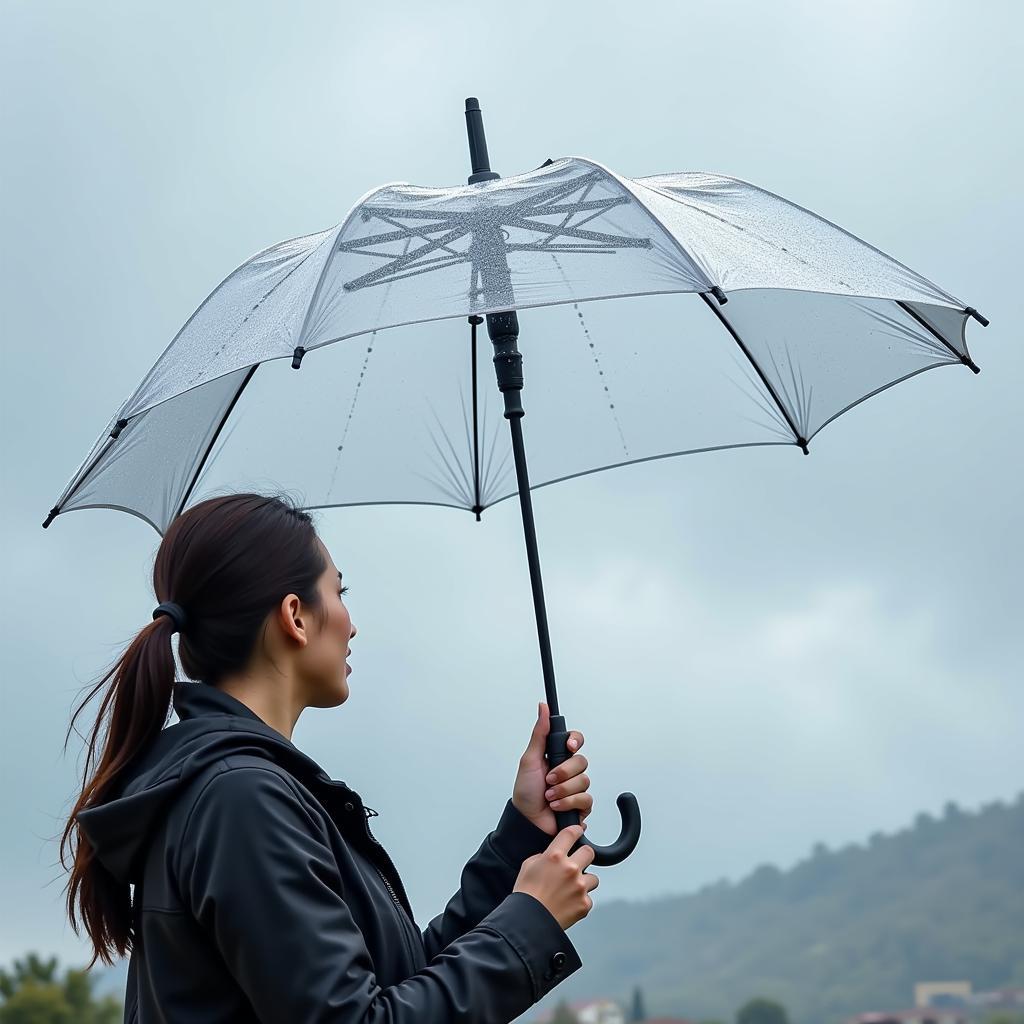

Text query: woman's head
(60, 491), (355, 966)
(158, 493), (357, 710)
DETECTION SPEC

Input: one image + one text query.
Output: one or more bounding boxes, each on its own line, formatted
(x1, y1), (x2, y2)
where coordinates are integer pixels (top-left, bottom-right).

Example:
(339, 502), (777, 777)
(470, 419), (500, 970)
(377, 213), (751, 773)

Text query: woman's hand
(512, 702), (593, 837)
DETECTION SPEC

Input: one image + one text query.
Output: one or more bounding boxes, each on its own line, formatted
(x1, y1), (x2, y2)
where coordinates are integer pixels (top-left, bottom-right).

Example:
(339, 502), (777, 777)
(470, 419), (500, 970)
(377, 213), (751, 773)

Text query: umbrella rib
(895, 301), (980, 371)
(175, 364), (261, 519)
(46, 428), (122, 526)
(699, 292), (807, 451)
(864, 303), (952, 361)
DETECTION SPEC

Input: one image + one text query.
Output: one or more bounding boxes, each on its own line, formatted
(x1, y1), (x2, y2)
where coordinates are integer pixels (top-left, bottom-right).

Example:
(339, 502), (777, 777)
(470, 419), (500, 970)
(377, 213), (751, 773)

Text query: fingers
(545, 752), (588, 787)
(549, 793), (594, 817)
(550, 823), (586, 855)
(569, 840), (596, 870)
(545, 772), (591, 805)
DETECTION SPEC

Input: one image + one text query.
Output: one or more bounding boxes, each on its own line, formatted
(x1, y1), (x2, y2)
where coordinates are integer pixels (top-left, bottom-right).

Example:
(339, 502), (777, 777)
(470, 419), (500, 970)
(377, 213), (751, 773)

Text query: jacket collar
(170, 681), (359, 801)
(172, 679), (270, 727)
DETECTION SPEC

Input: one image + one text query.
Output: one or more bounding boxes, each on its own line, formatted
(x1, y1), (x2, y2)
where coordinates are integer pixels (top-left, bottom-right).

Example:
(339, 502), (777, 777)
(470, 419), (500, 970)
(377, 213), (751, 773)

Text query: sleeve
(177, 767), (582, 1024)
(420, 797), (558, 961)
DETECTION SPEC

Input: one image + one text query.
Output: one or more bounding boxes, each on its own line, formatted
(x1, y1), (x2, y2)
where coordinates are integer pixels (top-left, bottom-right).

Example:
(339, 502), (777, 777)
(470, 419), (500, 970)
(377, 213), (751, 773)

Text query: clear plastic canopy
(45, 156), (983, 536)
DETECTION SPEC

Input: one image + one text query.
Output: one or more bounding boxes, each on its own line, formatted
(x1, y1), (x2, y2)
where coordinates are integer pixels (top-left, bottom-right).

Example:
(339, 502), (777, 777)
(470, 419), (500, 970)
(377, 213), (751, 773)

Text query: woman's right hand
(513, 824), (599, 930)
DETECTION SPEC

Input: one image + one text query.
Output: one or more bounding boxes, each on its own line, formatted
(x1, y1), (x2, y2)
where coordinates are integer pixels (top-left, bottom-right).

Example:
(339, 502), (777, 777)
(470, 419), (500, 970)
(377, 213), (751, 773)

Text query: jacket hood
(76, 681), (358, 884)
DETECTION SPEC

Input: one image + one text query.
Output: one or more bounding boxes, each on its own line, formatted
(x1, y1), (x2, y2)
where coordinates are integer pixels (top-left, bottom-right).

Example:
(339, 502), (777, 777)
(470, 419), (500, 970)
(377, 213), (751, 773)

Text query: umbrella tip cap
(465, 97), (480, 110)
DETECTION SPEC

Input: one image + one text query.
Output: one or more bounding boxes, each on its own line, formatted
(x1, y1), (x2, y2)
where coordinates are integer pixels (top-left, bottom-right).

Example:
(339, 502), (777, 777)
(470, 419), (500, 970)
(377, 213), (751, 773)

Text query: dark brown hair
(60, 492), (330, 967)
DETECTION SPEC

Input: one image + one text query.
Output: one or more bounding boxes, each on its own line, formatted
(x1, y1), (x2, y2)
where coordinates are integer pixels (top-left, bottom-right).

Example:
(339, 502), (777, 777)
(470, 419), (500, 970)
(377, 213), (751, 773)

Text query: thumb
(526, 701), (549, 756)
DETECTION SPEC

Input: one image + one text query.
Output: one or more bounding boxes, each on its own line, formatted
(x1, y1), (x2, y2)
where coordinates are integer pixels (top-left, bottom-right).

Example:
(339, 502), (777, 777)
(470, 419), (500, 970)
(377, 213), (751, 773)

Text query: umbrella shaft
(487, 310), (561, 718)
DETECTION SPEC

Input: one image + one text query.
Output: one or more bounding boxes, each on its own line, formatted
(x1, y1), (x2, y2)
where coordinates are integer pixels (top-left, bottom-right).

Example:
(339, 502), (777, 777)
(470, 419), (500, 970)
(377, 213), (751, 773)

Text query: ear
(278, 594), (308, 646)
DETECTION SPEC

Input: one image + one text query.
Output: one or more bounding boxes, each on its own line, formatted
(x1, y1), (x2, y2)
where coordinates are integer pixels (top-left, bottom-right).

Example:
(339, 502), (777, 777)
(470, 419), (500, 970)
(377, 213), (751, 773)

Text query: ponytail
(59, 615), (178, 966)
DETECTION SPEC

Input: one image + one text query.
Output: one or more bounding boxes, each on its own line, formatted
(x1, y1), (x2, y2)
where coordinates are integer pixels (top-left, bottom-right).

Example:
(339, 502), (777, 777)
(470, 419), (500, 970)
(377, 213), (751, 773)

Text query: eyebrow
(337, 571), (343, 583)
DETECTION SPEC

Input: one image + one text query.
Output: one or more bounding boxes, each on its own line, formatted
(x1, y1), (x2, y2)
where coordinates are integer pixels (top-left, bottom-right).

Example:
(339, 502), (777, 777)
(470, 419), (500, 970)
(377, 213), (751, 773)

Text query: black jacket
(76, 681), (583, 1022)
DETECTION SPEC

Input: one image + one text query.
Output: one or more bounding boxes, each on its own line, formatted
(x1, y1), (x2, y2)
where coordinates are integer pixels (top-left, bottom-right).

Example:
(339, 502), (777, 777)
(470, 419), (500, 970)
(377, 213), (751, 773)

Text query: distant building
(847, 1008), (969, 1024)
(965, 989), (1024, 1014)
(640, 1019), (699, 1024)
(533, 997), (626, 1024)
(532, 998), (697, 1024)
(916, 984), (973, 1009)
(847, 981), (1024, 1024)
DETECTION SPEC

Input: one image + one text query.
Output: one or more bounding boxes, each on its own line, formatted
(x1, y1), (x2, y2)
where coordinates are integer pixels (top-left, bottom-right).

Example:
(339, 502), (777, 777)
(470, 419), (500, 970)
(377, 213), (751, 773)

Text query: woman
(60, 492), (598, 1022)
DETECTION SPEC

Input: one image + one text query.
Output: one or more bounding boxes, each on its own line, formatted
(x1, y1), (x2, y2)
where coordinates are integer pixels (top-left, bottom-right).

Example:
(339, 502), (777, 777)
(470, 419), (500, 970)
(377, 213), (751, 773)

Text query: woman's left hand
(512, 702), (592, 837)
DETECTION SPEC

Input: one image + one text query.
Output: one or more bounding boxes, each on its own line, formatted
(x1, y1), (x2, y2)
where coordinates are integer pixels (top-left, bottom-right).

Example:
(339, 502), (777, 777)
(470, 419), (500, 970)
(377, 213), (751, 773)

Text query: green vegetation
(0, 954), (121, 1023)
(561, 793), (1024, 1024)
(737, 998), (790, 1024)
(8, 796), (1023, 1024)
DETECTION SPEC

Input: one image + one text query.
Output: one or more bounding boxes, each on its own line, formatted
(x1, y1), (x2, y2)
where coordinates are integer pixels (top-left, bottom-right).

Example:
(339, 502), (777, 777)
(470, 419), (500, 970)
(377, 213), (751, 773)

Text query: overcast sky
(1, 0), (1021, 974)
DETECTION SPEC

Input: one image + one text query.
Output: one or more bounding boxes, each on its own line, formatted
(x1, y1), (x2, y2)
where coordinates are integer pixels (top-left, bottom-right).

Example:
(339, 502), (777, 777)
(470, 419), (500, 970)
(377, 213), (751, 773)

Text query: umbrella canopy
(44, 97), (988, 865)
(44, 155), (984, 537)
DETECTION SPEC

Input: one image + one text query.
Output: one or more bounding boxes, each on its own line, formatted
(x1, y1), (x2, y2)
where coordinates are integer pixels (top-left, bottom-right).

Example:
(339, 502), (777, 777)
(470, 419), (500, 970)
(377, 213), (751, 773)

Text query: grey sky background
(1, 0), (1021, 970)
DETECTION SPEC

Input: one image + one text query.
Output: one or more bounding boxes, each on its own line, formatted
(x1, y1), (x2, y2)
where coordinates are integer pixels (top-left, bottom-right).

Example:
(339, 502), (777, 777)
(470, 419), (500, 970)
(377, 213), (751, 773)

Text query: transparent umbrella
(44, 98), (988, 865)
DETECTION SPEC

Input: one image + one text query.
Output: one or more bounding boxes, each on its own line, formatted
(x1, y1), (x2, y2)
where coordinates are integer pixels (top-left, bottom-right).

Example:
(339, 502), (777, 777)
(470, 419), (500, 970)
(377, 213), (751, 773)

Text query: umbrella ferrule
(465, 97), (501, 184)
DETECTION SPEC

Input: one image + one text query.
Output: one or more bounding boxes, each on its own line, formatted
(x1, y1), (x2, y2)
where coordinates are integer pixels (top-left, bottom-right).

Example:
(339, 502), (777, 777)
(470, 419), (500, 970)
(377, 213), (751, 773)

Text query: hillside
(532, 793), (1024, 1024)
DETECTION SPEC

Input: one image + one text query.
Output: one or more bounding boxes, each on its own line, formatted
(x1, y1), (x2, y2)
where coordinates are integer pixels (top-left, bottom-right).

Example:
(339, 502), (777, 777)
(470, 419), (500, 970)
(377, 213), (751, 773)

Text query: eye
(339, 586), (349, 597)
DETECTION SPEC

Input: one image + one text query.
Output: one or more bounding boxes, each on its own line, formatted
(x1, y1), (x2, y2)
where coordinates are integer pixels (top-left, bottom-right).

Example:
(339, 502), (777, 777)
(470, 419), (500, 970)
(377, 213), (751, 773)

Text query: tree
(737, 997), (790, 1024)
(630, 984), (648, 1021)
(0, 954), (121, 1024)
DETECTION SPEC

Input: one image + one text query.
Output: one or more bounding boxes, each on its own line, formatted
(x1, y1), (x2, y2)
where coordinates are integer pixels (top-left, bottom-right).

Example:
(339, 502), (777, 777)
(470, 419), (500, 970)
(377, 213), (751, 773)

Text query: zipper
(362, 807), (419, 968)
(362, 812), (403, 911)
(363, 809), (414, 921)
(373, 862), (404, 911)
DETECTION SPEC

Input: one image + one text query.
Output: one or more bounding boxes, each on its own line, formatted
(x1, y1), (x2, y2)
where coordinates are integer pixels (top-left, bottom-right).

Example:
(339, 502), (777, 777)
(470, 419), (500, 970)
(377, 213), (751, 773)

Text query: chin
(310, 675), (349, 709)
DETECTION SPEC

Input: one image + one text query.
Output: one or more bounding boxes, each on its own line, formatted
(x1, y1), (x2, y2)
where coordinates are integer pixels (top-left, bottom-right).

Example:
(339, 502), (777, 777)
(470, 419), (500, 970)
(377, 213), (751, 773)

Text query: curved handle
(545, 715), (641, 866)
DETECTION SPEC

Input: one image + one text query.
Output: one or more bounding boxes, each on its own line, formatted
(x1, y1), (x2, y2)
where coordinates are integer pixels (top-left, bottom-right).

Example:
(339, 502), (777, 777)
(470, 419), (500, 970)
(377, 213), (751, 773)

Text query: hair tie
(152, 601), (187, 633)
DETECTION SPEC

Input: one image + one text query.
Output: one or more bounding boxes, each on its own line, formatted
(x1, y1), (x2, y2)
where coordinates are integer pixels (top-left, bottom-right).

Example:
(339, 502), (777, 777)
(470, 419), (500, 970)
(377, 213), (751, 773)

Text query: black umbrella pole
(487, 310), (641, 866)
